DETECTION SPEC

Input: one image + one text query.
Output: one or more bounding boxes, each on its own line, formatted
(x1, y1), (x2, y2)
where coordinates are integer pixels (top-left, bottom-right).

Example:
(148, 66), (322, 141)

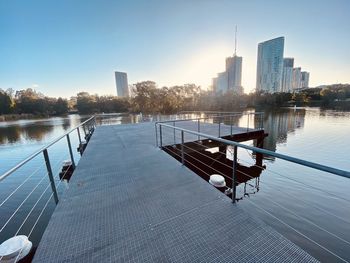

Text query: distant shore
(2, 102), (350, 123)
(0, 113), (53, 122)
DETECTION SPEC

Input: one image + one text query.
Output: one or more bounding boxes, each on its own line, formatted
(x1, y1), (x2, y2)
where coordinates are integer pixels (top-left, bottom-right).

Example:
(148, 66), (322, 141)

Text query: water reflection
(0, 115), (85, 145)
(62, 118), (71, 131)
(0, 110), (310, 157)
(258, 108), (306, 154)
(0, 126), (22, 144)
(22, 124), (54, 141)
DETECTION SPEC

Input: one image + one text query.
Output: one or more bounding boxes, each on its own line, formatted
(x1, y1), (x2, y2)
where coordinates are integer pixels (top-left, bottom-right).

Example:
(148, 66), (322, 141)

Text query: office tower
(115, 71), (129, 97)
(282, 58), (294, 92)
(292, 67), (302, 90)
(301, 71), (310, 89)
(216, 72), (229, 94)
(256, 37), (285, 93)
(226, 55), (243, 94)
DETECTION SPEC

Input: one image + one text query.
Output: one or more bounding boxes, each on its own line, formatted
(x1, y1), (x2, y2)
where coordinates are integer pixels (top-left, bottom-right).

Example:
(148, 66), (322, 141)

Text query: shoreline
(0, 113), (63, 122)
(1, 104), (349, 122)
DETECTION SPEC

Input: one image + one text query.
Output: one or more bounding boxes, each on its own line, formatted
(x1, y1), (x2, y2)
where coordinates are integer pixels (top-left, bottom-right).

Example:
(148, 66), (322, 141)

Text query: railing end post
(43, 149), (59, 204)
(232, 145), (237, 203)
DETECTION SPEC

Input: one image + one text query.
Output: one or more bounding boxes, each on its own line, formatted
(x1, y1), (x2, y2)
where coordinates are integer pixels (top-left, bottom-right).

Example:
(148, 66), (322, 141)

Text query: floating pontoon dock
(33, 122), (318, 262)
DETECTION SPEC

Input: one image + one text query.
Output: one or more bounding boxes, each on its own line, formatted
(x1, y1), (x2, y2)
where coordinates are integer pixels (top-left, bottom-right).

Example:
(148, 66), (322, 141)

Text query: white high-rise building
(282, 58), (294, 92)
(115, 71), (129, 97)
(256, 37), (285, 93)
(292, 67), (302, 90)
(301, 71), (310, 89)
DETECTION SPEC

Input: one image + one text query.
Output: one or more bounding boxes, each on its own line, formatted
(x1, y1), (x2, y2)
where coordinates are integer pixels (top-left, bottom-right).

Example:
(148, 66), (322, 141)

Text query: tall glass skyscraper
(256, 37), (284, 93)
(292, 67), (302, 90)
(301, 71), (310, 89)
(115, 71), (129, 97)
(282, 58), (294, 92)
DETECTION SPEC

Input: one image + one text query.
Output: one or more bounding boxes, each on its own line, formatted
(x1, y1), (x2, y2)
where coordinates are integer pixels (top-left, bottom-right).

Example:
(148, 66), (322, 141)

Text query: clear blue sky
(1, 0), (349, 97)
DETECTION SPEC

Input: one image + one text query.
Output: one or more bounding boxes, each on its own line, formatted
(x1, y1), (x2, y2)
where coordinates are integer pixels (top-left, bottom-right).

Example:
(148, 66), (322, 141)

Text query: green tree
(54, 98), (69, 115)
(131, 81), (158, 113)
(0, 89), (13, 114)
(76, 92), (97, 114)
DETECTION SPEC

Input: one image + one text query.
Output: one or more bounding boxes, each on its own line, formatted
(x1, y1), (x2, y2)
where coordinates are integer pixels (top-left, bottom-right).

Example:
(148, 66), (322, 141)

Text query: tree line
(129, 82), (350, 112)
(0, 88), (68, 115)
(1, 83), (349, 117)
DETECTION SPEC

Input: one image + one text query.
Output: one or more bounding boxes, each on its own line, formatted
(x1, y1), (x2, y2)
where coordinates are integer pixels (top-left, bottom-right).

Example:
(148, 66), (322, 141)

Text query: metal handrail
(0, 115), (96, 182)
(157, 123), (350, 179)
(180, 111), (253, 115)
(155, 112), (265, 148)
(155, 112), (264, 124)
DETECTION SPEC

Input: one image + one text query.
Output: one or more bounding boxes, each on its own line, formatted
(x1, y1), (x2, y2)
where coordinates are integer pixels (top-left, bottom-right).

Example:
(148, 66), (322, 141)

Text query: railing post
(181, 130), (185, 165)
(159, 125), (163, 148)
(197, 119), (200, 141)
(43, 149), (59, 204)
(218, 117), (221, 137)
(82, 124), (87, 137)
(173, 121), (176, 145)
(66, 134), (76, 169)
(155, 123), (158, 147)
(230, 116), (233, 135)
(247, 114), (250, 132)
(77, 127), (82, 144)
(232, 145), (237, 203)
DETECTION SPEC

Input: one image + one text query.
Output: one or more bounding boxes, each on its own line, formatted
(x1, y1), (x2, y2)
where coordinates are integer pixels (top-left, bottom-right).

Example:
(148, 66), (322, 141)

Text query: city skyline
(256, 37), (310, 93)
(0, 0), (349, 98)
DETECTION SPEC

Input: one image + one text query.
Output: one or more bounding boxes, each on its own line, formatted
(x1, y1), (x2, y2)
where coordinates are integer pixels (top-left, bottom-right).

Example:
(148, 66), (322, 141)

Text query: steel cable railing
(13, 159), (72, 237)
(0, 174), (48, 233)
(237, 158), (350, 204)
(0, 162), (46, 208)
(0, 154), (67, 234)
(155, 112), (265, 148)
(157, 122), (349, 177)
(0, 115), (96, 262)
(0, 116), (95, 182)
(1, 161), (74, 262)
(15, 166), (74, 262)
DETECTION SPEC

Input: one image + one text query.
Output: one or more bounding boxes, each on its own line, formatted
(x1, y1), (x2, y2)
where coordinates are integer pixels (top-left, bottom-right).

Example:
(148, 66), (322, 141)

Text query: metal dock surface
(33, 122), (318, 262)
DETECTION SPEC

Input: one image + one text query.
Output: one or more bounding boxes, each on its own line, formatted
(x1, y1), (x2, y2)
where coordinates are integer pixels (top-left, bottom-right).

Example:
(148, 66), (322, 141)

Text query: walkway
(33, 122), (318, 262)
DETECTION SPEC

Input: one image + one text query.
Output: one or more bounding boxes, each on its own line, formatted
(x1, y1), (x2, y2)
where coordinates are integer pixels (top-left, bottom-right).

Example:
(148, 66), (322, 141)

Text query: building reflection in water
(253, 109), (306, 159)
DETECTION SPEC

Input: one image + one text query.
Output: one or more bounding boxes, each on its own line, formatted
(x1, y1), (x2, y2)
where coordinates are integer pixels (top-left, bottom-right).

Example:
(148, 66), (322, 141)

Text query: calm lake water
(0, 109), (349, 261)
